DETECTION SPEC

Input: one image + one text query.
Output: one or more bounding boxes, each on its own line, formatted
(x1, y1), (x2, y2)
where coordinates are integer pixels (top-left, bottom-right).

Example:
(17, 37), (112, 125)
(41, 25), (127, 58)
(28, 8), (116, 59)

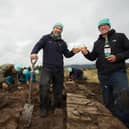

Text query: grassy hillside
(64, 67), (129, 84)
(84, 68), (129, 83)
(83, 69), (99, 83)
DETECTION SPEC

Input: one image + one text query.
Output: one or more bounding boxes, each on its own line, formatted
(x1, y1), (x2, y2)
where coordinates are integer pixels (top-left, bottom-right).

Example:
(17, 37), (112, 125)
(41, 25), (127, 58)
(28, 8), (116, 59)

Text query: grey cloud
(0, 0), (129, 65)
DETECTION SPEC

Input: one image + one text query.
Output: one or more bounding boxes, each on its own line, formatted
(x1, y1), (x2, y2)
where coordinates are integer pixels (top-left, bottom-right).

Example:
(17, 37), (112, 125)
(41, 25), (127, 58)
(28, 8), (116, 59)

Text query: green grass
(83, 69), (99, 83)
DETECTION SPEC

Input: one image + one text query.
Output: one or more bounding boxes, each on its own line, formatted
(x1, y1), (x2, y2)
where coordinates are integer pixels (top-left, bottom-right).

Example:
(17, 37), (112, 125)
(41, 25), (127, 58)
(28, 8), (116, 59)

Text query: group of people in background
(15, 64), (39, 84)
(0, 64), (40, 89)
(67, 67), (84, 81)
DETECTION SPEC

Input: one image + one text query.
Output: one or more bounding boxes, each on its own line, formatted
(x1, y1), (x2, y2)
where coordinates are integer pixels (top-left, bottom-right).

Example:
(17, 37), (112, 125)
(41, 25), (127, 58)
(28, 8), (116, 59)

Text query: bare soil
(0, 80), (128, 129)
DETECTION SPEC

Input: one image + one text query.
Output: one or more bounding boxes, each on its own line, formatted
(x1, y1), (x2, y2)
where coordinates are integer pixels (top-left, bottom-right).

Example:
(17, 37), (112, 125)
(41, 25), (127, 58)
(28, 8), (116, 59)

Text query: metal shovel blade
(22, 103), (34, 127)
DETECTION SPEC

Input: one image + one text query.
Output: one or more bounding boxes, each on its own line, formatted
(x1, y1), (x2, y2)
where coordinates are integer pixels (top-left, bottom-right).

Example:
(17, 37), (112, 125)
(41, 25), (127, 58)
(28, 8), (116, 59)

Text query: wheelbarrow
(21, 58), (37, 128)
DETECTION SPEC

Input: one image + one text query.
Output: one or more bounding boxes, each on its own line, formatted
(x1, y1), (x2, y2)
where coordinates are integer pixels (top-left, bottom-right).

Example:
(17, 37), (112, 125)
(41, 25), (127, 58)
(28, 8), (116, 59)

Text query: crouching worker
(68, 67), (84, 81)
(14, 64), (24, 84)
(1, 75), (15, 90)
(22, 68), (39, 84)
(0, 64), (17, 90)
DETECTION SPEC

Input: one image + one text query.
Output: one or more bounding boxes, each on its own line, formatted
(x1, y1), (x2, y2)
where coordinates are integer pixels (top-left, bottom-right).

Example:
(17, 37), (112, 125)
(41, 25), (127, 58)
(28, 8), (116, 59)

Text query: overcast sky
(0, 0), (129, 66)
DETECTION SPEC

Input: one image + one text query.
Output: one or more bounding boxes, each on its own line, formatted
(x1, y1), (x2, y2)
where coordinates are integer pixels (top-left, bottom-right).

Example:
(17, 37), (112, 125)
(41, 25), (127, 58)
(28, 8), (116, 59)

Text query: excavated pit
(0, 80), (128, 129)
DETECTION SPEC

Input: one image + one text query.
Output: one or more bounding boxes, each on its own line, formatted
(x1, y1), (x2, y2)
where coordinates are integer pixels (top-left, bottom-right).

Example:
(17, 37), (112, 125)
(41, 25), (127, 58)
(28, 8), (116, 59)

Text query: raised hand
(81, 47), (88, 55)
(72, 48), (81, 54)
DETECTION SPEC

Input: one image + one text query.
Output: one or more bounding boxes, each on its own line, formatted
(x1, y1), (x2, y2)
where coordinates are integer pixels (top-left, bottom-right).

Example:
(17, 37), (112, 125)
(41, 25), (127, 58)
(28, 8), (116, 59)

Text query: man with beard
(31, 23), (80, 117)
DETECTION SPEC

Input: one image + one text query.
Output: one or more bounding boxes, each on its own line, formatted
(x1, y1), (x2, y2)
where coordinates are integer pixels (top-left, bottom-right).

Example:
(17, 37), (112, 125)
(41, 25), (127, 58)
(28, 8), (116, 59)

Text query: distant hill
(64, 64), (96, 69)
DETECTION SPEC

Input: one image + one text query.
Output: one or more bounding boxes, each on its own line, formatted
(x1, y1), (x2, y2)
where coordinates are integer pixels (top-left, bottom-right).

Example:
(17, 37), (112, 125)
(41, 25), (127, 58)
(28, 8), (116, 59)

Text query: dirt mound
(0, 80), (128, 129)
(0, 83), (66, 129)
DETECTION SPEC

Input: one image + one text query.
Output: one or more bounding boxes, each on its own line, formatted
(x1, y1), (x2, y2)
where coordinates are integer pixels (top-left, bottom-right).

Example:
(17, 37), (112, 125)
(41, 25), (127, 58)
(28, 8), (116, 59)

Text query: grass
(64, 68), (129, 84)
(83, 69), (99, 83)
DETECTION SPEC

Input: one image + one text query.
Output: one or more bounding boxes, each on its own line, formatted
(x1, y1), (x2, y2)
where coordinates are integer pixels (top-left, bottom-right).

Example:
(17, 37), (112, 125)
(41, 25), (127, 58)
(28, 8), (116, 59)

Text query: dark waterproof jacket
(31, 34), (74, 69)
(85, 29), (129, 74)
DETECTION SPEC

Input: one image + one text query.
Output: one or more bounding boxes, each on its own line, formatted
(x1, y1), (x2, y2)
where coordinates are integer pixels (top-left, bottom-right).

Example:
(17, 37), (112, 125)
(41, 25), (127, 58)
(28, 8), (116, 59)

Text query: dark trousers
(98, 69), (129, 127)
(39, 67), (64, 111)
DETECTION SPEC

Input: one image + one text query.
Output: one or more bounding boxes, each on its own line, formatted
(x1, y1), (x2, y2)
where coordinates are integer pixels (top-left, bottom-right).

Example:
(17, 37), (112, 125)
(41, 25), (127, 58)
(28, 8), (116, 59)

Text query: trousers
(39, 67), (64, 111)
(98, 69), (129, 128)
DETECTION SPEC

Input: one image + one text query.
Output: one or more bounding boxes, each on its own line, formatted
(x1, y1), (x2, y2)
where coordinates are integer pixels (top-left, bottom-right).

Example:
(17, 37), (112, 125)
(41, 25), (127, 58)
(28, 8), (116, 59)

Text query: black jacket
(31, 34), (74, 68)
(85, 29), (129, 74)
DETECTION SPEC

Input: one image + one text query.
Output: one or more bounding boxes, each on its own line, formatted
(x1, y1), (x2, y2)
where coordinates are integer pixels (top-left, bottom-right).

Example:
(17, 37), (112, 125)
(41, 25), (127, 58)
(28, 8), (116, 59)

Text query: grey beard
(51, 32), (61, 40)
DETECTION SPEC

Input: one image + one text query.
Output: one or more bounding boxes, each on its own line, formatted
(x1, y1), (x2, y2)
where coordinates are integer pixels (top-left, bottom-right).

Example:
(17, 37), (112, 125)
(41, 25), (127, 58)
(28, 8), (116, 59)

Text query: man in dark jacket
(81, 18), (129, 128)
(31, 23), (80, 117)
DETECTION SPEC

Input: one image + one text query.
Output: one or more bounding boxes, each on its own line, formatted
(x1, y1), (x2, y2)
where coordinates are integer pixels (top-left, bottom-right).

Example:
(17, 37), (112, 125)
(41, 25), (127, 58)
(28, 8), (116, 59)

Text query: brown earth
(0, 82), (66, 129)
(65, 80), (128, 129)
(0, 80), (128, 129)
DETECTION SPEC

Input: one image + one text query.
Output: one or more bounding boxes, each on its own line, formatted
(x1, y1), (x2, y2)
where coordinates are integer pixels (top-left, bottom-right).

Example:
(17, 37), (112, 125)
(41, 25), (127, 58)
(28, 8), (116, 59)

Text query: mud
(0, 80), (128, 129)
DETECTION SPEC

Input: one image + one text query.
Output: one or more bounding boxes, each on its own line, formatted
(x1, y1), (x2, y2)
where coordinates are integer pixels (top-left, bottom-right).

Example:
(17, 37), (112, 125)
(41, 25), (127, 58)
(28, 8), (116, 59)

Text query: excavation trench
(0, 81), (128, 129)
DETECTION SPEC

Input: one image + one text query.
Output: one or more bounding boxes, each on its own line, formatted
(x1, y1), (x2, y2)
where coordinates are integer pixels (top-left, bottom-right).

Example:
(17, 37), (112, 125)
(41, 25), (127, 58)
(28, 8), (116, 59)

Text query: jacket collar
(98, 29), (116, 40)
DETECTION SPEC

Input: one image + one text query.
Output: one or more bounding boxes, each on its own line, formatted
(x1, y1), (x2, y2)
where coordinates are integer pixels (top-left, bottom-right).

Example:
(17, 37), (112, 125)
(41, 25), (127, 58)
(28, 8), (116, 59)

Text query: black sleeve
(83, 42), (97, 61)
(31, 36), (46, 54)
(63, 42), (75, 58)
(116, 33), (129, 61)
